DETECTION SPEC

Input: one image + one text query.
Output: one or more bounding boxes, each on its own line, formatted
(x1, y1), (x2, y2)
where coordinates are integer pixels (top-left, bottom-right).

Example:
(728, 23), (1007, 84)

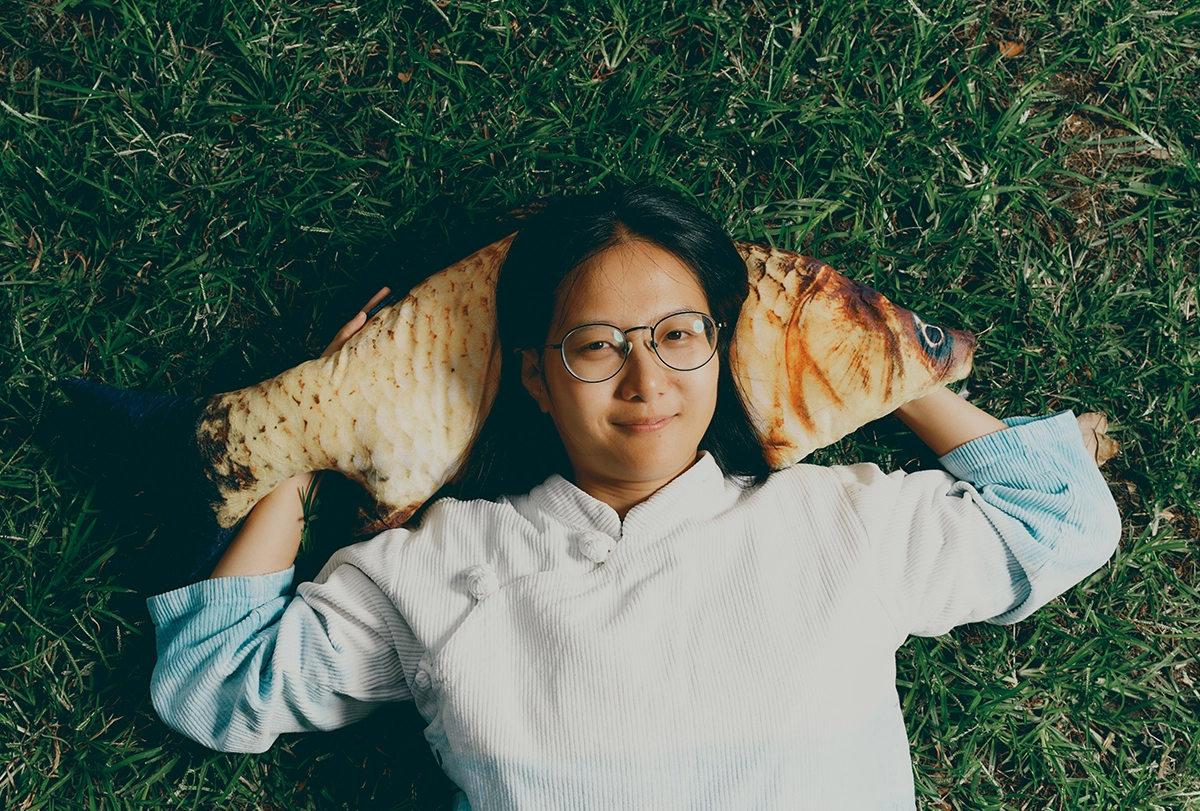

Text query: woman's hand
(321, 287), (392, 358)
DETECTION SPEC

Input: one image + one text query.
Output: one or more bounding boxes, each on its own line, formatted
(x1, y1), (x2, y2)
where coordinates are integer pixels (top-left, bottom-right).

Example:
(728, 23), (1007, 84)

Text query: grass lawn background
(1, 0), (1197, 808)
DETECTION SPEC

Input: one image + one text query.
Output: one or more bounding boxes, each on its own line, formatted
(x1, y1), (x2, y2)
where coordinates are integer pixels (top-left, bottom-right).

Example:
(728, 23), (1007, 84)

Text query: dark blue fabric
(59, 377), (202, 431)
(59, 378), (235, 583)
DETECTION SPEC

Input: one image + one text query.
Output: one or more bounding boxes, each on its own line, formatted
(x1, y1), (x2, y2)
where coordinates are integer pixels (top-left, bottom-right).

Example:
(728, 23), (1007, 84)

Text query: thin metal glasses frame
(541, 311), (725, 383)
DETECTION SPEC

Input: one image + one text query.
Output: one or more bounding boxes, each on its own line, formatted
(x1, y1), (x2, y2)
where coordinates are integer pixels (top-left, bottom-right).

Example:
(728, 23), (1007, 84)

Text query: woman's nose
(617, 338), (666, 400)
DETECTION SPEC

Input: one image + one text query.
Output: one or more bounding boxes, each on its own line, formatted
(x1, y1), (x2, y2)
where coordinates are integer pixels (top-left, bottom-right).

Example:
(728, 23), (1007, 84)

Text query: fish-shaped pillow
(182, 237), (974, 525)
(65, 237), (976, 541)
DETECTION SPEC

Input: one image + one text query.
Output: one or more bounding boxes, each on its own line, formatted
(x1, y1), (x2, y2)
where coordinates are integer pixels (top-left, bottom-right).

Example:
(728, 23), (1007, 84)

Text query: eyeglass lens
(560, 312), (718, 382)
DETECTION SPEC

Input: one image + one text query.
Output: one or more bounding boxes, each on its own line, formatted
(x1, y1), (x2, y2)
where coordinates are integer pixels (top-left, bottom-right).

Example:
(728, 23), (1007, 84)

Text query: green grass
(1, 0), (1197, 807)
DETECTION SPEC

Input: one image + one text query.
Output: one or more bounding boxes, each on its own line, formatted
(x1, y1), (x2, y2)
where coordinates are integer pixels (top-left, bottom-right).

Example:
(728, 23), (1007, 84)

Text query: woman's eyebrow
(565, 306), (708, 329)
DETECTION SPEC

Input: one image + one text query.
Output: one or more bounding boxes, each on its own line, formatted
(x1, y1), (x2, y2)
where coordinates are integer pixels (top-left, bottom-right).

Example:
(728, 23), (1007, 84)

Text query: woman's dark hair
(448, 184), (770, 501)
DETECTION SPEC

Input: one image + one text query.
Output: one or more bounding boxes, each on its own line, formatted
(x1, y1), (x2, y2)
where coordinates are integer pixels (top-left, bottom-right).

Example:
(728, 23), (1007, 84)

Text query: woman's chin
(596, 451), (701, 489)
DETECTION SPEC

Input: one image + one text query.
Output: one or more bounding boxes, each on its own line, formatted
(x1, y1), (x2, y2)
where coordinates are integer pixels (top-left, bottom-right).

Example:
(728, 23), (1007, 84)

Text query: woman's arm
(840, 409), (1121, 636)
(147, 288), (418, 753)
(209, 472), (315, 578)
(892, 387), (1007, 456)
(149, 544), (416, 752)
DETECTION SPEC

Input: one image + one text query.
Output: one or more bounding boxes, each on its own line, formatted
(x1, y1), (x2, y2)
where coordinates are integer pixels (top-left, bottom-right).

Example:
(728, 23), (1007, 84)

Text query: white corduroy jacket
(149, 412), (1121, 810)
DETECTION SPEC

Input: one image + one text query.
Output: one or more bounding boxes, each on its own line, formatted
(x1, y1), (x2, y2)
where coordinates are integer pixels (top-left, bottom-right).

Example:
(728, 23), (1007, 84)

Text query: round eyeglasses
(542, 311), (724, 383)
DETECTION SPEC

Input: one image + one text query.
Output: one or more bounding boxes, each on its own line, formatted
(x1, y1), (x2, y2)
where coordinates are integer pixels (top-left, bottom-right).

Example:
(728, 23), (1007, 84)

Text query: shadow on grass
(26, 193), (564, 808)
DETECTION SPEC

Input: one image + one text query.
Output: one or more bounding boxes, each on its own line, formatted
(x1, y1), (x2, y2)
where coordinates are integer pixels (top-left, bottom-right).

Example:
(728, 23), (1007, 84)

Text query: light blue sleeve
(842, 410), (1122, 637)
(147, 561), (416, 753)
(936, 410), (1122, 625)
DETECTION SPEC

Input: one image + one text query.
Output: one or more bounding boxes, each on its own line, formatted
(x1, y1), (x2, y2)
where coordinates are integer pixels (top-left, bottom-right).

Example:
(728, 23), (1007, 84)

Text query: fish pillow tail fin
(196, 361), (352, 529)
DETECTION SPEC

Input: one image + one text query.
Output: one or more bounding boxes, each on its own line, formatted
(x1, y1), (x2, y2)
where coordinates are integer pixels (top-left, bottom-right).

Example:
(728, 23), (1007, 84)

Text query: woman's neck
(572, 453), (703, 520)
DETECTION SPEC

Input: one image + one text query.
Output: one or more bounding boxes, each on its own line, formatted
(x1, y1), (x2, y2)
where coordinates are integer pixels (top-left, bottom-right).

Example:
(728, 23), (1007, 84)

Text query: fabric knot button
(466, 564), (499, 601)
(414, 664), (432, 691)
(577, 530), (615, 564)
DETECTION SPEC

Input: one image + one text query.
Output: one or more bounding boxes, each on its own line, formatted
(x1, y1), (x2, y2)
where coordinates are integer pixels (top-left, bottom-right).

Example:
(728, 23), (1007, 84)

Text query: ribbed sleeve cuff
(938, 411), (1083, 486)
(146, 567), (295, 627)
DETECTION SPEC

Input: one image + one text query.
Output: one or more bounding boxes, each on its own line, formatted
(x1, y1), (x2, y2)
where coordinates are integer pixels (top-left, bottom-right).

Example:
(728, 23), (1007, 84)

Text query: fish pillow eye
(64, 236), (974, 556)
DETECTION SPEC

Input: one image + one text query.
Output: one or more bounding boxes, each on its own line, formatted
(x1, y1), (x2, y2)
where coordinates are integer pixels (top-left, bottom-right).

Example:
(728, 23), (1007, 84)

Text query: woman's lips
(614, 416), (675, 433)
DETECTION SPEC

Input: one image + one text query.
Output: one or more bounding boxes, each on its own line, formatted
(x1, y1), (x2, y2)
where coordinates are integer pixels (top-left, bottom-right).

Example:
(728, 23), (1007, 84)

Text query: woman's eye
(582, 341), (613, 352)
(662, 330), (691, 343)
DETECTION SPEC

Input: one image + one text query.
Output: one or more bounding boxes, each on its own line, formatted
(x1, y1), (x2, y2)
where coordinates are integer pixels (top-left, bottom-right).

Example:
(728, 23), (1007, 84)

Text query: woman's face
(521, 240), (720, 506)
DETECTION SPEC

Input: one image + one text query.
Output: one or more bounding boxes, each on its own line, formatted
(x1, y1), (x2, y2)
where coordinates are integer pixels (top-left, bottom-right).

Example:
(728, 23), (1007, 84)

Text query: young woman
(148, 185), (1121, 810)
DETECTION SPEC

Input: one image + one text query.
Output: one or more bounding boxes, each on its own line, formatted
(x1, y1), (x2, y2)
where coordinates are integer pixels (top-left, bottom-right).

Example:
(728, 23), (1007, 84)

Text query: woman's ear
(520, 350), (552, 413)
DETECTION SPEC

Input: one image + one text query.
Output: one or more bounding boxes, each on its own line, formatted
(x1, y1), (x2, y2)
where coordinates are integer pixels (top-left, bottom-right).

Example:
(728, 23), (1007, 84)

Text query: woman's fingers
(320, 287), (392, 358)
(321, 312), (366, 358)
(361, 286), (392, 314)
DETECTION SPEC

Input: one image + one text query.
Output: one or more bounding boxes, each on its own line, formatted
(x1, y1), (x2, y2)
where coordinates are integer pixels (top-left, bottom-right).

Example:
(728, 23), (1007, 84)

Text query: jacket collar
(526, 452), (730, 540)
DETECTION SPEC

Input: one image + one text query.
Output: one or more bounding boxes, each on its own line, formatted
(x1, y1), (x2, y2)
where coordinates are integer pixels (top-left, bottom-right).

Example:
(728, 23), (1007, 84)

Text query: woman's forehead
(552, 241), (708, 329)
